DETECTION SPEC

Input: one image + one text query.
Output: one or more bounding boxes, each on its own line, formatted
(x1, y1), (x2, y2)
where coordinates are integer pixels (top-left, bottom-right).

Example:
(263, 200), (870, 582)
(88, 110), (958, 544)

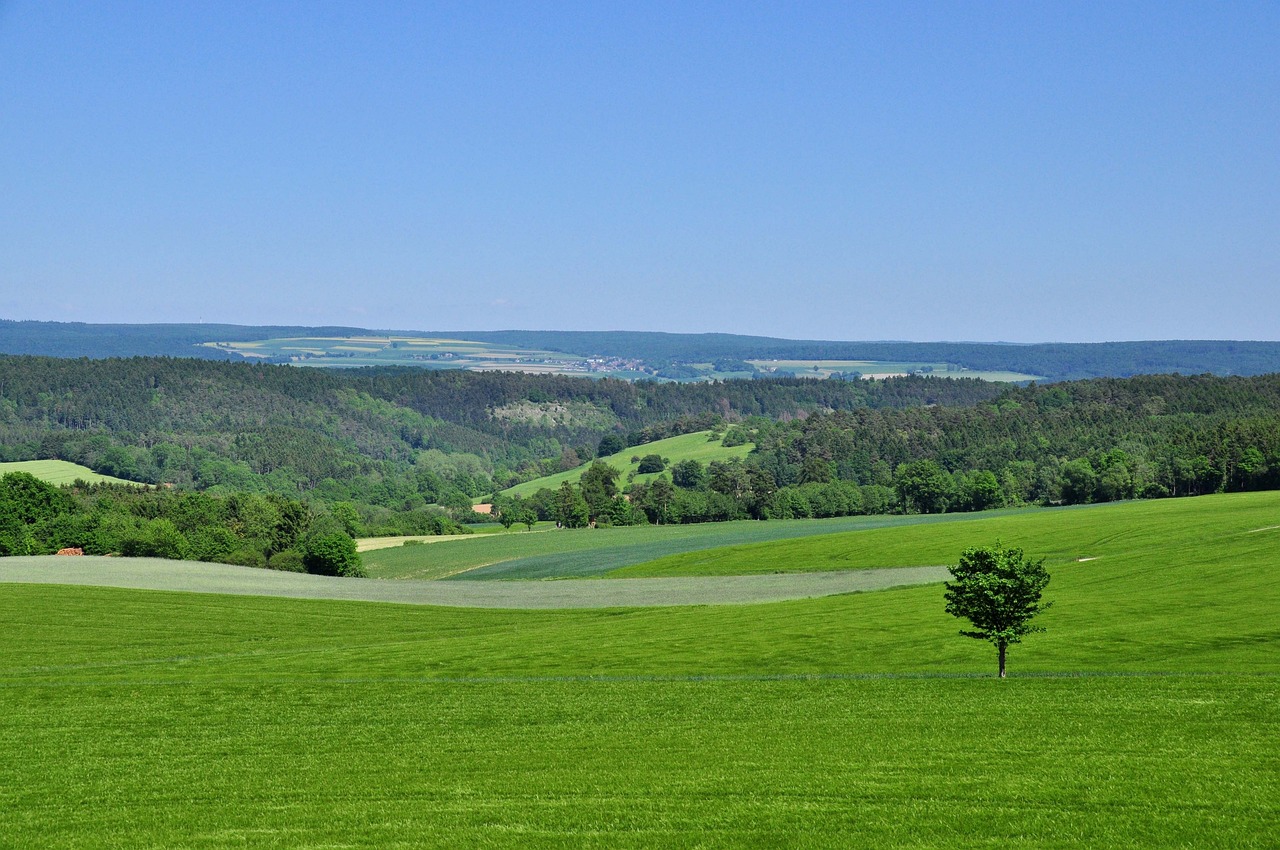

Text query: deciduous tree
(944, 542), (1052, 677)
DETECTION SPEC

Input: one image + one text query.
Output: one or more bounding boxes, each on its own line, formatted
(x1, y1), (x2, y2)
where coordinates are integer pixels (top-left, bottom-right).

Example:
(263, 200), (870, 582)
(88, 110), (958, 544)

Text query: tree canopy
(944, 542), (1052, 677)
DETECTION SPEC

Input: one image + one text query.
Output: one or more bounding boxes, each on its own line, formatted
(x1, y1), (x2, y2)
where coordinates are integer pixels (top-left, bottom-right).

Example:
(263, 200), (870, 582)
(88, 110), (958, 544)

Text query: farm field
(611, 490), (1280, 577)
(201, 334), (621, 375)
(0, 557), (950, 608)
(0, 459), (142, 487)
(2, 514), (1277, 847)
(749, 358), (1045, 382)
(496, 429), (756, 499)
(355, 524), (521, 552)
(362, 508), (1043, 580)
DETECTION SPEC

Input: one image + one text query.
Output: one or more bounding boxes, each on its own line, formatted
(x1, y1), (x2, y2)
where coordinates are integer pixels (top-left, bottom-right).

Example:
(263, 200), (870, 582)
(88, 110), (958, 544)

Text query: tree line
(0, 472), (370, 576)
(493, 373), (1280, 527)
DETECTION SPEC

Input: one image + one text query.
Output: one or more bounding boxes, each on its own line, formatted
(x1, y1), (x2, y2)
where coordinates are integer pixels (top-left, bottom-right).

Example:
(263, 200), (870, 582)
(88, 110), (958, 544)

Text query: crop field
(749, 358), (1045, 382)
(362, 508), (1042, 580)
(202, 334), (607, 374)
(612, 490), (1280, 576)
(497, 429), (756, 500)
(2, 519), (1277, 847)
(0, 459), (143, 486)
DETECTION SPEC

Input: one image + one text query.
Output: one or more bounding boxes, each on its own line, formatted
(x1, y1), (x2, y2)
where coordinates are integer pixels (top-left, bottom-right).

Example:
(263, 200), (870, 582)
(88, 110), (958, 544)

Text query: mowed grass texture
(3, 508), (1279, 850)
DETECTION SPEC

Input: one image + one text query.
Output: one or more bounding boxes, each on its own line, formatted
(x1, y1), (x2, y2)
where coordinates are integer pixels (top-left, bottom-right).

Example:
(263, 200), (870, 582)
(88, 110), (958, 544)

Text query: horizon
(5, 316), (1280, 348)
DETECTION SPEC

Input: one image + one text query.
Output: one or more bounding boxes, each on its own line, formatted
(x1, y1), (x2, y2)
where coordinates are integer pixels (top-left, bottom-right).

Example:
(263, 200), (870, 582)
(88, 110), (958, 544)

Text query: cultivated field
(201, 334), (655, 378)
(749, 358), (1045, 382)
(611, 490), (1280, 576)
(363, 509), (1034, 580)
(2, 542), (1276, 846)
(0, 459), (142, 486)
(497, 429), (756, 499)
(3, 492), (1278, 846)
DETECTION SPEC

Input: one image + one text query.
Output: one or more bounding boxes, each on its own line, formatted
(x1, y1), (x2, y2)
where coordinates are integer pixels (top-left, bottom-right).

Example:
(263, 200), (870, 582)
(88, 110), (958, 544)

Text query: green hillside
(496, 429), (755, 499)
(0, 459), (142, 487)
(362, 509), (1041, 580)
(2, 490), (1276, 846)
(610, 490), (1280, 576)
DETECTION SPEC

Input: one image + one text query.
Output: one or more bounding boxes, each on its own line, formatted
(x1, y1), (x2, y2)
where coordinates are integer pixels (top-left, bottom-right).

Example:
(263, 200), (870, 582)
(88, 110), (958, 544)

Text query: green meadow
(611, 490), (1280, 576)
(3, 491), (1278, 846)
(0, 459), (142, 487)
(496, 429), (755, 500)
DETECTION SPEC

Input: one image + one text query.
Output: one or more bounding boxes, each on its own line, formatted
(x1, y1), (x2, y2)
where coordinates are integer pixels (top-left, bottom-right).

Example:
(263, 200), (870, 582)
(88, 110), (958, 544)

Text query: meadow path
(1, 556), (950, 609)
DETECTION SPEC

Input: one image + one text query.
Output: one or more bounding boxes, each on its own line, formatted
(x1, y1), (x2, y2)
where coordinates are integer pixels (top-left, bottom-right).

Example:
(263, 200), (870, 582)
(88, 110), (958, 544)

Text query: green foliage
(0, 471), (73, 525)
(303, 532), (365, 577)
(670, 458), (705, 489)
(895, 460), (954, 514)
(635, 453), (665, 474)
(944, 543), (1052, 677)
(578, 461), (620, 521)
(596, 433), (626, 457)
(266, 549), (306, 572)
(554, 481), (590, 528)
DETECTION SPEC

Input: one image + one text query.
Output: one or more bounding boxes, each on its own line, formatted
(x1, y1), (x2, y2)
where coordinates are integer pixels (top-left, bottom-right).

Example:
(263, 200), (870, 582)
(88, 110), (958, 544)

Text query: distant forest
(0, 355), (996, 508)
(3, 355), (1280, 534)
(5, 320), (1280, 381)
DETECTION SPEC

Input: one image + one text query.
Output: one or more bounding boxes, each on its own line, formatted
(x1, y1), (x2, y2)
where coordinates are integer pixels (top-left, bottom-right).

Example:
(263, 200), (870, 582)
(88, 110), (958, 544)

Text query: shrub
(223, 547), (267, 569)
(637, 454), (666, 474)
(266, 549), (306, 572)
(304, 532), (365, 577)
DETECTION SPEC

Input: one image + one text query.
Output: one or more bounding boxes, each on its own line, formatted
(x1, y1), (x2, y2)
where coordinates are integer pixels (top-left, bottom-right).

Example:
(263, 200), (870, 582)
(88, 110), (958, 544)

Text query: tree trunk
(998, 641), (1007, 678)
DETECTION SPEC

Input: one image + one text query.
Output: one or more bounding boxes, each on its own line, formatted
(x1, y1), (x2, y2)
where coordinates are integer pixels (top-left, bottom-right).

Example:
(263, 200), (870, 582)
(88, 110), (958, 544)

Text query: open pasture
(497, 429), (756, 499)
(613, 490), (1280, 577)
(0, 459), (142, 487)
(2, 522), (1277, 848)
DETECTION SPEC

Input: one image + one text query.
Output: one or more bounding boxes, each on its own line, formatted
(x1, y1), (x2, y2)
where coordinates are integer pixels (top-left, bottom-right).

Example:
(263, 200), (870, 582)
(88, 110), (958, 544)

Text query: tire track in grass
(1, 670), (1262, 690)
(0, 556), (950, 609)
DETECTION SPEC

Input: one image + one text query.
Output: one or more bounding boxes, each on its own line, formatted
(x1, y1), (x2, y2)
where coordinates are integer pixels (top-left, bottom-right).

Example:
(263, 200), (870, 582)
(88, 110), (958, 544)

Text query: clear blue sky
(1, 1), (1276, 342)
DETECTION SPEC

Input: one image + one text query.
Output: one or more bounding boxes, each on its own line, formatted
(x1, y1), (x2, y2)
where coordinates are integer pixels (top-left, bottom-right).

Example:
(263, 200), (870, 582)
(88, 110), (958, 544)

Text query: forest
(3, 354), (1280, 544)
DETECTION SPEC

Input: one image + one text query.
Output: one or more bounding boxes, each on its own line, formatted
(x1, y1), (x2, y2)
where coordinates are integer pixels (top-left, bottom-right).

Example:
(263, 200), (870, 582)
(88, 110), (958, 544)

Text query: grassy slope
(0, 459), (142, 486)
(611, 491), (1280, 577)
(497, 429), (754, 499)
(363, 509), (1043, 580)
(3, 493), (1278, 846)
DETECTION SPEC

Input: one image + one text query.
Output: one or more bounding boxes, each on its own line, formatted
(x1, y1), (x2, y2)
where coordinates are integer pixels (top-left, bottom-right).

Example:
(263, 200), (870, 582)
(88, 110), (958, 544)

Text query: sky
(0, 2), (1276, 342)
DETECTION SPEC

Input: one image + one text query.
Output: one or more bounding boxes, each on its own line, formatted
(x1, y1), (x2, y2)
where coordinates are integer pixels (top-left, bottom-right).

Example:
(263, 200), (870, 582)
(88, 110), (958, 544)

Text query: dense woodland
(0, 472), (372, 575)
(0, 355), (998, 506)
(4, 354), (1280, 547)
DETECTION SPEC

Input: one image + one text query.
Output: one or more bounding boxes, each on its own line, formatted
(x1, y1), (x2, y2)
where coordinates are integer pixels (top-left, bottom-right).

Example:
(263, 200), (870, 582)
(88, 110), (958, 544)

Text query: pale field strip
(355, 534), (489, 552)
(0, 557), (951, 609)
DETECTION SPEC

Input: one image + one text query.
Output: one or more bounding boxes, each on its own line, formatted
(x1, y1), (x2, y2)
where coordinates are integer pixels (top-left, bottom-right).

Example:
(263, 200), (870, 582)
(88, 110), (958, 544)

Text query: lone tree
(944, 542), (1052, 678)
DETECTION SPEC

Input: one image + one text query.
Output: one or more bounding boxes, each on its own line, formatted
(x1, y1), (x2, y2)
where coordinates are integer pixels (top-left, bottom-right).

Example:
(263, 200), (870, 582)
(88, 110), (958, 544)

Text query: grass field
(0, 459), (143, 486)
(611, 491), (1280, 577)
(3, 492), (1278, 846)
(2, 541), (1276, 846)
(497, 429), (756, 500)
(363, 508), (1043, 580)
